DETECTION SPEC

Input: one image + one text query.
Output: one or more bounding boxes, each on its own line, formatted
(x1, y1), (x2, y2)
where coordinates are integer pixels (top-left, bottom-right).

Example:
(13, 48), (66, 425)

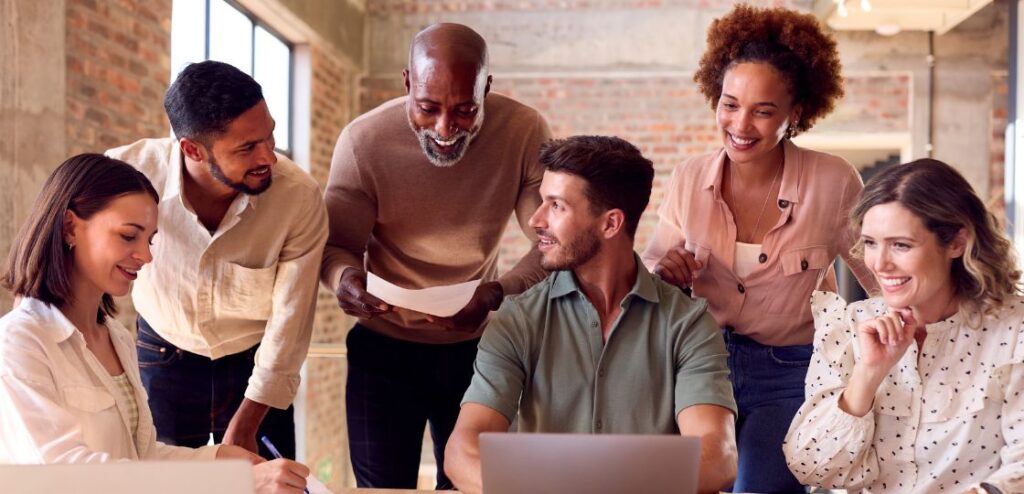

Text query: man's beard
(410, 109), (484, 168)
(538, 227), (601, 272)
(208, 153), (272, 195)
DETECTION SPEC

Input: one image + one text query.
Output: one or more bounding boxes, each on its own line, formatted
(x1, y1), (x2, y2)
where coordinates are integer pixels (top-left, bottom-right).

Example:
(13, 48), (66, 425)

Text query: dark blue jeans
(723, 328), (810, 494)
(346, 324), (479, 490)
(136, 316), (295, 460)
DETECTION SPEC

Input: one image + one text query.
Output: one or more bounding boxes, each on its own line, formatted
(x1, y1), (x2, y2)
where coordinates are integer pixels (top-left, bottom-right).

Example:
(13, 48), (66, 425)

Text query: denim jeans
(346, 324), (479, 489)
(723, 328), (810, 494)
(136, 316), (295, 459)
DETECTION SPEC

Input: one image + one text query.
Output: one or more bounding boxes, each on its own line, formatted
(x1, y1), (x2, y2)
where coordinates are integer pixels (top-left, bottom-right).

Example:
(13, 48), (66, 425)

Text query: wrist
(851, 362), (889, 389)
(840, 365), (886, 417)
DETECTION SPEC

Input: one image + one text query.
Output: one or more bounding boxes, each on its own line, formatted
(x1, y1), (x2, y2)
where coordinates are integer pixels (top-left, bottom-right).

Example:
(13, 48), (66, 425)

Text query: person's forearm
(839, 364), (886, 417)
(696, 433), (737, 494)
(225, 399), (270, 445)
(444, 429), (484, 494)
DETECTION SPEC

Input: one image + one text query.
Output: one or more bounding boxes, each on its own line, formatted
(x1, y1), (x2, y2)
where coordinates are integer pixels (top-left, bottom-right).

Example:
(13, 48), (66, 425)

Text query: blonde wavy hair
(850, 159), (1022, 315)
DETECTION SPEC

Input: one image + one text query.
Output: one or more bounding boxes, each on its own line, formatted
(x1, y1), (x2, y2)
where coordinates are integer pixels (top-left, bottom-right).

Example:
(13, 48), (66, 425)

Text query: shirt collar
(19, 297), (79, 344)
(703, 139), (803, 206)
(924, 304), (980, 333)
(163, 143), (184, 203)
(548, 254), (660, 305)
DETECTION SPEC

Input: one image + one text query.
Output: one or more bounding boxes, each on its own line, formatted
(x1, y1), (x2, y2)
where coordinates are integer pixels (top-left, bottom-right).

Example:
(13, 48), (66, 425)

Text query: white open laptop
(480, 433), (700, 494)
(0, 460), (253, 494)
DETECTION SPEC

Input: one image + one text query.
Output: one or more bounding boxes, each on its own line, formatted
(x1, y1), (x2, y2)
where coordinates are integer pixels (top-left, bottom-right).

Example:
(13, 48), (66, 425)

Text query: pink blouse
(642, 140), (877, 346)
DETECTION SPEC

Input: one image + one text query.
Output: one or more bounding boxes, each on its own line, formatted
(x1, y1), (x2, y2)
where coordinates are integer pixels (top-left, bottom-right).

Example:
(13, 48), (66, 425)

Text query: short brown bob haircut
(3, 154), (160, 323)
(694, 4), (843, 136)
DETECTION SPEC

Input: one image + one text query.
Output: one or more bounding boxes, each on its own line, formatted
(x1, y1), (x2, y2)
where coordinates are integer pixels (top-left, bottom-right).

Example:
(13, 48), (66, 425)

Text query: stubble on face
(207, 152), (272, 195)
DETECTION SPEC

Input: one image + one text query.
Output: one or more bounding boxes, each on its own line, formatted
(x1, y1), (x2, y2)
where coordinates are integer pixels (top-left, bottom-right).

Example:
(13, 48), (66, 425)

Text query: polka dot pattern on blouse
(783, 291), (1024, 494)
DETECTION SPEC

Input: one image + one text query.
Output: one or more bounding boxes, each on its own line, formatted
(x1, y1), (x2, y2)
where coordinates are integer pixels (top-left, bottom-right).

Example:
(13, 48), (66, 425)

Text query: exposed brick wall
(360, 72), (913, 273)
(366, 0), (807, 14)
(65, 0), (171, 155)
(66, 0), (172, 329)
(304, 44), (360, 491)
(309, 45), (358, 186)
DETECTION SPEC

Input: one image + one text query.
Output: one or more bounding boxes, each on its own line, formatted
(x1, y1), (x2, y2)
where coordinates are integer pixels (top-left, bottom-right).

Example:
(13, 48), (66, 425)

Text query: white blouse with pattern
(784, 291), (1024, 494)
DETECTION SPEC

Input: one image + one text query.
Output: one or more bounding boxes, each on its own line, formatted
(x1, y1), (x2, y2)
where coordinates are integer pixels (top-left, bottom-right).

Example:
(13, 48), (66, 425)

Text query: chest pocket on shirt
(929, 370), (1002, 423)
(215, 262), (276, 321)
(764, 246), (831, 316)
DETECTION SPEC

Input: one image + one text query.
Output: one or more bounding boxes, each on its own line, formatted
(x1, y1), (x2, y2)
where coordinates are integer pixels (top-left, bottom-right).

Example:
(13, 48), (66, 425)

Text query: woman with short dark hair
(0, 154), (309, 493)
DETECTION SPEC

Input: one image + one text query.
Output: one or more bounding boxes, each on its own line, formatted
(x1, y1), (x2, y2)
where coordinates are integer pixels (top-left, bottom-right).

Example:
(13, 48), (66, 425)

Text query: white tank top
(733, 242), (762, 280)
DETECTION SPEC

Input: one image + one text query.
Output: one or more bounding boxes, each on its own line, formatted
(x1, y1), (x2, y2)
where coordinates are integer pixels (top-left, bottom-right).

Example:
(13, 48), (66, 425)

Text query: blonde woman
(784, 159), (1023, 494)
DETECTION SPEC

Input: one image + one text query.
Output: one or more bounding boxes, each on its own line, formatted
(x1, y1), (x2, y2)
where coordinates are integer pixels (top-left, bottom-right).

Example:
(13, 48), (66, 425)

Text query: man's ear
(403, 68), (411, 94)
(179, 138), (205, 162)
(602, 209), (625, 240)
(484, 74), (492, 97)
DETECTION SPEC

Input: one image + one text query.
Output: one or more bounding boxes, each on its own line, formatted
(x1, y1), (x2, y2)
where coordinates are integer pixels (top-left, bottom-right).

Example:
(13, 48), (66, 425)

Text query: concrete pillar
(0, 0), (67, 311)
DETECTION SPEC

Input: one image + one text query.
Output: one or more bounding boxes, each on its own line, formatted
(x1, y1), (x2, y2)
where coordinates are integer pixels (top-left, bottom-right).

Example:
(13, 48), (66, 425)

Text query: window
(170, 0), (293, 155)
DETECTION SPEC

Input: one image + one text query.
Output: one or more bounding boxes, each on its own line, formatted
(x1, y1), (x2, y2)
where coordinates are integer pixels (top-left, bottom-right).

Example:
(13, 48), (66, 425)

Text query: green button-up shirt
(463, 256), (737, 434)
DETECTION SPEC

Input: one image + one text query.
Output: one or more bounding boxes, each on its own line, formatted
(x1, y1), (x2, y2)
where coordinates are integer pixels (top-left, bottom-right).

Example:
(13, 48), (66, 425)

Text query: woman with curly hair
(642, 5), (877, 491)
(784, 159), (1023, 494)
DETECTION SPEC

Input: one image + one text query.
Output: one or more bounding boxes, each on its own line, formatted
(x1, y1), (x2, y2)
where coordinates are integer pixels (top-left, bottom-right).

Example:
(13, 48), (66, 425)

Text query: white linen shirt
(0, 298), (219, 463)
(106, 138), (328, 409)
(784, 291), (1024, 494)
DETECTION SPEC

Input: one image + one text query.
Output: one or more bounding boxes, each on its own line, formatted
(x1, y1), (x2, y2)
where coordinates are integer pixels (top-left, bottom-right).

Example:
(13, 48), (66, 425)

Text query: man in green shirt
(445, 135), (738, 494)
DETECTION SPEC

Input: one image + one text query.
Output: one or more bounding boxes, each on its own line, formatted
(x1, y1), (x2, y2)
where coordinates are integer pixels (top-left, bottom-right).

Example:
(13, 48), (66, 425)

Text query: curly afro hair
(693, 5), (843, 136)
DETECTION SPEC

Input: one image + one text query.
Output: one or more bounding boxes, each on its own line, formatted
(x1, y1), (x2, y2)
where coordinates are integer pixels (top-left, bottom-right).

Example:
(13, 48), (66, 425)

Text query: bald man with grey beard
(320, 23), (552, 489)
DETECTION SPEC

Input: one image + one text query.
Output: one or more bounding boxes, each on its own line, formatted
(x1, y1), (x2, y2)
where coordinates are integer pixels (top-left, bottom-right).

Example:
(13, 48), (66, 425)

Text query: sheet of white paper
(305, 474), (333, 494)
(366, 272), (481, 317)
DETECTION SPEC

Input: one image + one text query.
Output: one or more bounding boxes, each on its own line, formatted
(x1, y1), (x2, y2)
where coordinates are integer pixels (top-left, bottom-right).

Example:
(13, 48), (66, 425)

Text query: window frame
(177, 0), (295, 156)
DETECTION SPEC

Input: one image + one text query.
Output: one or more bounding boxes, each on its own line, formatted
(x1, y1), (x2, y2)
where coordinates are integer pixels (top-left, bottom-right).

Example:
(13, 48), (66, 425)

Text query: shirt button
(778, 199), (790, 208)
(758, 253), (768, 263)
(737, 283), (745, 294)
(800, 259), (809, 271)
(598, 368), (606, 378)
(590, 321), (598, 328)
(595, 420), (603, 431)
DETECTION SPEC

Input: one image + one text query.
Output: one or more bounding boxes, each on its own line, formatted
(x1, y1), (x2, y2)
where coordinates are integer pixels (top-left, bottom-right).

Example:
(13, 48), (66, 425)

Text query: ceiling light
(875, 24), (901, 36)
(836, 0), (849, 18)
(860, 0), (872, 12)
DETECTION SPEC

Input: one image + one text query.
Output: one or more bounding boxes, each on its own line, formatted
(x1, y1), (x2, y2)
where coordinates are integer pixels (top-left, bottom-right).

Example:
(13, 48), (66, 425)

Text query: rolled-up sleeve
(245, 192), (328, 409)
(642, 162), (688, 273)
(673, 308), (736, 416)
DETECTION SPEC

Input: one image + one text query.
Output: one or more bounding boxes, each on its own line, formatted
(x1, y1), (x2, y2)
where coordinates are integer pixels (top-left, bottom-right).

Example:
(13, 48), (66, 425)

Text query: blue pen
(260, 435), (310, 494)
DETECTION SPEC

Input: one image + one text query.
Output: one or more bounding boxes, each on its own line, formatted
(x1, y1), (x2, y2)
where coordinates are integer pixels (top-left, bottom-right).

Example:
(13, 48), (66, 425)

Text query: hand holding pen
(254, 435), (311, 494)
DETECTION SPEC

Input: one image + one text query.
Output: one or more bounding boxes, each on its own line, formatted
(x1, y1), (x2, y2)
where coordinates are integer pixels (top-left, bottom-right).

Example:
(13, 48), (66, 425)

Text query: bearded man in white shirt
(106, 60), (328, 459)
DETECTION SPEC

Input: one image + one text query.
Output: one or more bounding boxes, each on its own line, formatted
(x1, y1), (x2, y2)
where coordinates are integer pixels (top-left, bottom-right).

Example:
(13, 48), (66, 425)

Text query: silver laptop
(480, 433), (700, 494)
(0, 460), (253, 494)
